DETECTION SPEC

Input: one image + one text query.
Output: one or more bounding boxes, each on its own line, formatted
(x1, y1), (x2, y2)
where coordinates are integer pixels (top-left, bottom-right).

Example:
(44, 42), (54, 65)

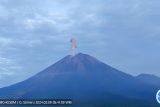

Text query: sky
(0, 0), (160, 87)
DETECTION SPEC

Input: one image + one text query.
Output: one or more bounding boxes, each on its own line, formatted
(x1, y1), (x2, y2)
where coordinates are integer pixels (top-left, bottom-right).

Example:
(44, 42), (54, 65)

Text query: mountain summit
(0, 53), (159, 107)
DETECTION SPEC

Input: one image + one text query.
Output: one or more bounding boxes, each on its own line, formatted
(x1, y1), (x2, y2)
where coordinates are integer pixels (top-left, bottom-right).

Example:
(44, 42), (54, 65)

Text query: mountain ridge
(136, 73), (160, 87)
(0, 53), (159, 106)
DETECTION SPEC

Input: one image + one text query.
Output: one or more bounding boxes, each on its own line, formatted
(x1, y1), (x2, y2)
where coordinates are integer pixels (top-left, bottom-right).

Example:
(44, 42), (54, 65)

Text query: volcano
(0, 53), (160, 107)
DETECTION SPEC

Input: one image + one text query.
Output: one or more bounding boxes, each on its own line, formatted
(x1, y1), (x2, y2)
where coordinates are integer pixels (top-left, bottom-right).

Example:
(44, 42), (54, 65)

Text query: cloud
(0, 0), (160, 87)
(0, 56), (22, 78)
(0, 37), (12, 48)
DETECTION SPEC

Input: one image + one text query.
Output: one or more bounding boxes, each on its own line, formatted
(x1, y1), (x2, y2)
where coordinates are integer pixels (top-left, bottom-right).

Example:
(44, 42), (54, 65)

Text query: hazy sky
(0, 0), (160, 87)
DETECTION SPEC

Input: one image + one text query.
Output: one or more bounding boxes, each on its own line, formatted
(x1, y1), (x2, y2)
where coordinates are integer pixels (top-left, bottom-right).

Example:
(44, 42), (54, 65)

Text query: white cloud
(0, 37), (12, 47)
(0, 56), (22, 77)
(0, 0), (159, 87)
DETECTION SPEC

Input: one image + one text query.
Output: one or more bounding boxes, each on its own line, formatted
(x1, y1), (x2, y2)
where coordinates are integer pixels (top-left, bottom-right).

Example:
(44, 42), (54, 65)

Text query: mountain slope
(136, 73), (160, 87)
(0, 53), (159, 107)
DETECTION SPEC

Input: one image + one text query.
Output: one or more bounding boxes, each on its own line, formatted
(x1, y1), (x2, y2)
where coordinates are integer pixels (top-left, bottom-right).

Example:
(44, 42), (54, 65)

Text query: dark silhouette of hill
(136, 73), (160, 87)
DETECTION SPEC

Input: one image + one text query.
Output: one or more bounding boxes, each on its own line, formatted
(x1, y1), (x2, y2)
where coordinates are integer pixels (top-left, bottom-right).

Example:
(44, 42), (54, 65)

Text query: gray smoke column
(70, 38), (77, 55)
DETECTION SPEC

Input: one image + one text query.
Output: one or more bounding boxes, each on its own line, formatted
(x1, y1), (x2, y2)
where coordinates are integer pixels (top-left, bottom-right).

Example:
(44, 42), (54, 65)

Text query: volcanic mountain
(0, 53), (159, 107)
